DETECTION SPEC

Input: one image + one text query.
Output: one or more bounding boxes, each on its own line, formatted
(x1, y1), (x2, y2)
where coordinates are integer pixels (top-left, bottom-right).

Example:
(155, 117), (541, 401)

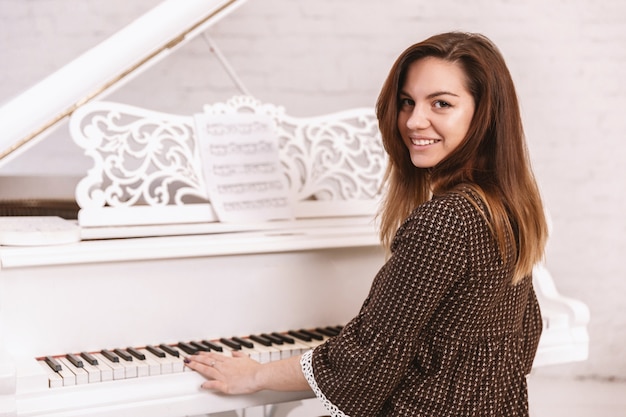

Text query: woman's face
(397, 57), (475, 168)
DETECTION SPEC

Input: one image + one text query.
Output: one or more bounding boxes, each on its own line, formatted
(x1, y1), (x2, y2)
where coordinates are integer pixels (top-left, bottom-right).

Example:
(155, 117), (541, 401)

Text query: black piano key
(159, 344), (180, 358)
(66, 353), (84, 368)
(219, 338), (242, 350)
(271, 332), (295, 344)
(299, 329), (324, 341)
(101, 349), (119, 363)
(201, 340), (223, 352)
(261, 333), (284, 345)
(189, 341), (210, 352)
(44, 356), (62, 372)
(113, 348), (133, 362)
(127, 347), (146, 360)
(231, 337), (254, 349)
(288, 330), (312, 342)
(250, 334), (272, 346)
(177, 342), (198, 355)
(80, 351), (99, 366)
(146, 345), (166, 358)
(316, 327), (339, 337)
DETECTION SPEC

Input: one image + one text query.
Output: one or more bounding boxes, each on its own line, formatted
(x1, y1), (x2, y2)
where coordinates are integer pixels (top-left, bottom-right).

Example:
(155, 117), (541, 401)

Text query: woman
(185, 31), (548, 416)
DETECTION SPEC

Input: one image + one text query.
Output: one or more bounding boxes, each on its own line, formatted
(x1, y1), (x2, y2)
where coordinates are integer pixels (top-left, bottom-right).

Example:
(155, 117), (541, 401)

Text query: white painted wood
(69, 96), (384, 229)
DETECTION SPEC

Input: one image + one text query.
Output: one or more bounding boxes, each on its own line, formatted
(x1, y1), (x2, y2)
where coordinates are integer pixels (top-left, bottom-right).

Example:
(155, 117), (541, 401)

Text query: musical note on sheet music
(194, 113), (293, 223)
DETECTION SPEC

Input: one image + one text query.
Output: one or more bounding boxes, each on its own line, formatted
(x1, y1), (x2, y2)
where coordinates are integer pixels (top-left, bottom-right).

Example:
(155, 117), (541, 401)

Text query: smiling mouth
(411, 138), (440, 146)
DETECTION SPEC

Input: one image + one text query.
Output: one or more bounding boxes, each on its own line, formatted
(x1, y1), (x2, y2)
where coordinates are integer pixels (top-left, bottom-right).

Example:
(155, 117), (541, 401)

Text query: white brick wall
(1, 0), (625, 380)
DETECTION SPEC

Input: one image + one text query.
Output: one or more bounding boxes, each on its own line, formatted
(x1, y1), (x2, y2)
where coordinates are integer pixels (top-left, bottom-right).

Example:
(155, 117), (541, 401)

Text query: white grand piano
(0, 1), (590, 416)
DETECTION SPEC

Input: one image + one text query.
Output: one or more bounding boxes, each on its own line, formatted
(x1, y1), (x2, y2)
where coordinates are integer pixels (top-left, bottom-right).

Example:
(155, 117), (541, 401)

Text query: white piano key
(121, 359), (139, 378)
(138, 352), (161, 376)
(58, 357), (89, 385)
(174, 349), (195, 372)
(227, 337), (265, 362)
(164, 348), (185, 373)
(81, 361), (102, 383)
(273, 344), (293, 359)
(120, 352), (150, 378)
(211, 340), (241, 358)
(38, 360), (63, 388)
(233, 342), (263, 363)
(276, 338), (310, 359)
(260, 343), (283, 361)
(94, 359), (114, 382)
(171, 360), (185, 373)
(198, 340), (226, 356)
(244, 347), (263, 362)
(139, 349), (171, 374)
(256, 335), (294, 359)
(93, 353), (125, 380)
(293, 342), (311, 356)
(112, 349), (140, 378)
(126, 347), (156, 377)
(197, 340), (233, 358)
(156, 344), (185, 373)
(314, 334), (333, 347)
(65, 353), (101, 383)
(56, 362), (76, 387)
(240, 337), (280, 363)
(278, 337), (311, 356)
(134, 358), (150, 378)
(287, 331), (326, 350)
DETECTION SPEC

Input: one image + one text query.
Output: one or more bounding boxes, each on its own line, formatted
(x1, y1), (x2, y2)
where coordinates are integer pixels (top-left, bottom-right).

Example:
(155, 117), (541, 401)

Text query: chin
(410, 158), (437, 169)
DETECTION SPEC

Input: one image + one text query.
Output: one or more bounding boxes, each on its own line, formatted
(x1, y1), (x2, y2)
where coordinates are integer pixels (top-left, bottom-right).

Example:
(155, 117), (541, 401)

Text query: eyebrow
(399, 90), (460, 99)
(427, 91), (460, 99)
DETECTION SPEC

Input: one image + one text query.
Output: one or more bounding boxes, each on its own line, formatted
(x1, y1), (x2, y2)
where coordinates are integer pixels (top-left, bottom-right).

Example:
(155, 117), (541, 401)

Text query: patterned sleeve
(521, 282), (543, 374)
(302, 196), (471, 416)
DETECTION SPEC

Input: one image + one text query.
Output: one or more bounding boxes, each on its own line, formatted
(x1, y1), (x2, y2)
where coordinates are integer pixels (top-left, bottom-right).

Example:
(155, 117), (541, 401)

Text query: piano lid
(0, 0), (247, 169)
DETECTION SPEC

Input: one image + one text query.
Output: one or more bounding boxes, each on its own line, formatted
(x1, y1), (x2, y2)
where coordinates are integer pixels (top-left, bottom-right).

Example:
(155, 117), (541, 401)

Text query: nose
(405, 104), (429, 130)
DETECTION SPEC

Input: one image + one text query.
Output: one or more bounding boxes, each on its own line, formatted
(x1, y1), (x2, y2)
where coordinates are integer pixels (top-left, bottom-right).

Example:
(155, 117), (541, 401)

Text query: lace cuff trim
(300, 349), (350, 417)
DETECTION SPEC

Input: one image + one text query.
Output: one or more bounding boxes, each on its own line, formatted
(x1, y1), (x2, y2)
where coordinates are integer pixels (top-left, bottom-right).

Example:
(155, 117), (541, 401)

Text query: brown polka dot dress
(301, 191), (543, 416)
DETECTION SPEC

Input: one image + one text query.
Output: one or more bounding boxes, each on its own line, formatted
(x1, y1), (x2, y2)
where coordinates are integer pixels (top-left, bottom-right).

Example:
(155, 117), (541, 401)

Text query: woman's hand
(185, 351), (311, 394)
(185, 351), (262, 394)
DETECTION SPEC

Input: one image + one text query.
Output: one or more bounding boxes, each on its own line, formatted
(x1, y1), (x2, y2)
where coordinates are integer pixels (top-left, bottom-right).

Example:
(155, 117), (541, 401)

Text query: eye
(399, 97), (414, 108)
(433, 100), (451, 109)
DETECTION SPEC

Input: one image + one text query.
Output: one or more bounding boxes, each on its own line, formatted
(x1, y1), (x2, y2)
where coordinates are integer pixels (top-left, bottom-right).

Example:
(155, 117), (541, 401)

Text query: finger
(201, 379), (228, 391)
(192, 352), (223, 365)
(185, 357), (221, 378)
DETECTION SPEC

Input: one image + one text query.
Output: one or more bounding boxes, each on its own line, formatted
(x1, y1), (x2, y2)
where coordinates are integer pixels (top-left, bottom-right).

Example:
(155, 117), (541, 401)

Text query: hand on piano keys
(36, 326), (341, 388)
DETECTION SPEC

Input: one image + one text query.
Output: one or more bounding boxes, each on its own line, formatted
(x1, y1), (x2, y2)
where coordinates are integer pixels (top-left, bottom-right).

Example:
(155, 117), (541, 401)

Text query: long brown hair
(376, 32), (548, 284)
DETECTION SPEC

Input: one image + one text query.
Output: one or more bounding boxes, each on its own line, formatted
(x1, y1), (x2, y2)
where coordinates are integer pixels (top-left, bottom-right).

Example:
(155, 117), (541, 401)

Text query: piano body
(0, 1), (589, 416)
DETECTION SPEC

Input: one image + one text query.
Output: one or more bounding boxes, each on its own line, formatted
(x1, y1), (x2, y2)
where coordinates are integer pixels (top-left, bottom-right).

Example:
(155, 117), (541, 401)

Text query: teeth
(411, 139), (437, 146)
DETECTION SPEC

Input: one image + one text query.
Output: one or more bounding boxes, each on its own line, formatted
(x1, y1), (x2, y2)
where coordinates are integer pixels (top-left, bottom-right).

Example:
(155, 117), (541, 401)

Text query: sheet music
(194, 112), (293, 223)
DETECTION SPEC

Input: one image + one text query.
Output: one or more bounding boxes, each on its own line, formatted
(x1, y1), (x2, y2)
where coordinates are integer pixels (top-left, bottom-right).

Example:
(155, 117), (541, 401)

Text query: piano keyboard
(37, 326), (342, 388)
